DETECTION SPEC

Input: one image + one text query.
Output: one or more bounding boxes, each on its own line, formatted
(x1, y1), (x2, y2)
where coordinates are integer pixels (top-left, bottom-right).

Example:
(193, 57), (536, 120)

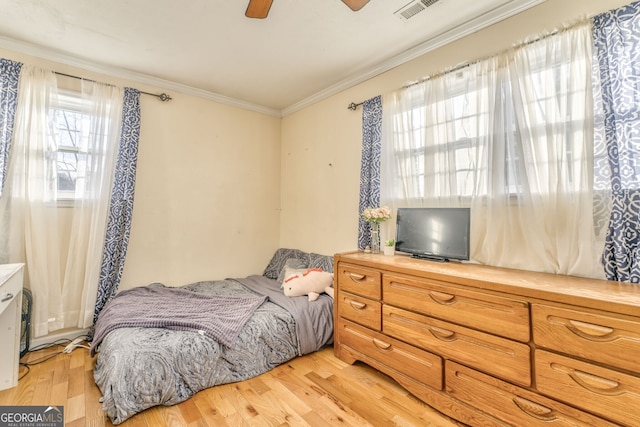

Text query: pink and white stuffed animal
(282, 268), (334, 301)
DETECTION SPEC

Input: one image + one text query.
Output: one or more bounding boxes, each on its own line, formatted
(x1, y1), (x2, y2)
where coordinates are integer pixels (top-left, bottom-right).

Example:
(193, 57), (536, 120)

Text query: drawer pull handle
(429, 290), (456, 305)
(566, 320), (615, 340)
(0, 293), (13, 303)
(349, 301), (366, 310)
(348, 273), (366, 282)
(372, 338), (392, 350)
(428, 326), (456, 341)
(512, 397), (555, 421)
(568, 369), (621, 395)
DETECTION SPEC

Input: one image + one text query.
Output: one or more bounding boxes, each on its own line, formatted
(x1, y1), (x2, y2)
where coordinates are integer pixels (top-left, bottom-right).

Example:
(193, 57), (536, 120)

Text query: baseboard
(29, 328), (91, 350)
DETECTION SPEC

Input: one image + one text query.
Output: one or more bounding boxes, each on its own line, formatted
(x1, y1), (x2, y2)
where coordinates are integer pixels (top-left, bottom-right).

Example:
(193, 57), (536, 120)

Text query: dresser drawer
(337, 291), (381, 331)
(383, 305), (531, 386)
(336, 263), (381, 300)
(535, 349), (640, 427)
(533, 304), (640, 375)
(446, 361), (616, 427)
(384, 273), (530, 342)
(337, 319), (443, 391)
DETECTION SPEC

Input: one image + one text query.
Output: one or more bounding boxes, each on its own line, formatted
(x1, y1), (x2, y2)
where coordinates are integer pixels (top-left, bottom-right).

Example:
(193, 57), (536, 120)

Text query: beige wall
(0, 48), (282, 290)
(280, 0), (630, 257)
(121, 94), (282, 288)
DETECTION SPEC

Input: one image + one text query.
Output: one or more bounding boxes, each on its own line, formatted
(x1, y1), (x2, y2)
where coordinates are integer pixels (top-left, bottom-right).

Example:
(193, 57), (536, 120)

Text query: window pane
(54, 109), (81, 149)
(57, 151), (78, 191)
(51, 96), (84, 196)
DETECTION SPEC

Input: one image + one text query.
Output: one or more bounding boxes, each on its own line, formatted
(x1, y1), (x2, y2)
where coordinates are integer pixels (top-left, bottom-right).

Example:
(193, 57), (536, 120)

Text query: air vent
(394, 0), (441, 21)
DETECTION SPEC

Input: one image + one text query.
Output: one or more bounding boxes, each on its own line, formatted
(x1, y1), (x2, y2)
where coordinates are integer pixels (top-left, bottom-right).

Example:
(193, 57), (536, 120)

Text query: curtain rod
(55, 71), (172, 102)
(403, 17), (592, 89)
(347, 16), (593, 108)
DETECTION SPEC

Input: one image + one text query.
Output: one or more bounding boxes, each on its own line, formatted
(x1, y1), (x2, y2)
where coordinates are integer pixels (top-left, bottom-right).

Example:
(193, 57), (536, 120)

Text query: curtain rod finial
(348, 102), (360, 111)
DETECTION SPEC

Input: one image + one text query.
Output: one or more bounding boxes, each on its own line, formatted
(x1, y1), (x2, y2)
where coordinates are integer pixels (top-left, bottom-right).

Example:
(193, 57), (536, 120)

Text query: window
(388, 47), (594, 203)
(391, 76), (492, 200)
(51, 91), (83, 200)
(50, 91), (89, 203)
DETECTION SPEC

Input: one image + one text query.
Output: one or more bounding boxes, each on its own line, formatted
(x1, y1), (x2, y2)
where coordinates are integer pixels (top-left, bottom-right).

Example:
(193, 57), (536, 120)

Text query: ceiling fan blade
(246, 0), (273, 19)
(342, 0), (370, 11)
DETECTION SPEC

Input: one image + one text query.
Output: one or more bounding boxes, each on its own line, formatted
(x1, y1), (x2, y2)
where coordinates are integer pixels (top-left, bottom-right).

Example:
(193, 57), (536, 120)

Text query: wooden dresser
(333, 251), (640, 427)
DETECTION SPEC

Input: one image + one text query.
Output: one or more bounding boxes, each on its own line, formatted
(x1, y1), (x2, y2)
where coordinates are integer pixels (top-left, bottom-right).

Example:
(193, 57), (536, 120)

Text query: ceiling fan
(246, 0), (370, 19)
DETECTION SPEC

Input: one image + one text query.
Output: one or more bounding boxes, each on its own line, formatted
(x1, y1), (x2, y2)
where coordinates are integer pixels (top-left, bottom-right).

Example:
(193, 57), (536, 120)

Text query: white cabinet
(0, 263), (24, 391)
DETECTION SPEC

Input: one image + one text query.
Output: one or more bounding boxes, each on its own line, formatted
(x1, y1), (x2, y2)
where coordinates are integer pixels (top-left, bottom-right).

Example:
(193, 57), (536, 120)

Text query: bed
(90, 248), (335, 425)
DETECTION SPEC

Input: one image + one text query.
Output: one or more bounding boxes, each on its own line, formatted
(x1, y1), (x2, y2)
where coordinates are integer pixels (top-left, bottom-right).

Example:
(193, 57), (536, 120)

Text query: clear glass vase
(370, 222), (380, 254)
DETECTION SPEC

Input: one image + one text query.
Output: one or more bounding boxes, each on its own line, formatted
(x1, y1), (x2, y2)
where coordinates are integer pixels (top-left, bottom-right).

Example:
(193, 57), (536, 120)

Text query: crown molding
(281, 0), (546, 117)
(0, 35), (282, 117)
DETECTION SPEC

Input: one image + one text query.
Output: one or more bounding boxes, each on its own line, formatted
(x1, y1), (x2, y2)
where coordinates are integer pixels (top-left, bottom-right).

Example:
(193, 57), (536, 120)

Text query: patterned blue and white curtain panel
(0, 58), (21, 194)
(357, 95), (383, 249)
(594, 1), (640, 282)
(93, 87), (141, 324)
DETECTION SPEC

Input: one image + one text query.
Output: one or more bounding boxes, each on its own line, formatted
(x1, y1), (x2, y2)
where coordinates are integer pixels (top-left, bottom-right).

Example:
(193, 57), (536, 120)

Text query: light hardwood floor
(0, 344), (465, 427)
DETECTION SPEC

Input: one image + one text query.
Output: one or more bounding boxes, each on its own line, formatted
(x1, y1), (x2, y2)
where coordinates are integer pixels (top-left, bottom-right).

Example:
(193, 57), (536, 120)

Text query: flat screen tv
(395, 207), (470, 262)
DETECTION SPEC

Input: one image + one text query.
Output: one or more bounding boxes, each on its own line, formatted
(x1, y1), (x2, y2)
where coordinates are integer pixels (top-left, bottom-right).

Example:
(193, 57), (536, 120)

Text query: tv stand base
(411, 254), (448, 262)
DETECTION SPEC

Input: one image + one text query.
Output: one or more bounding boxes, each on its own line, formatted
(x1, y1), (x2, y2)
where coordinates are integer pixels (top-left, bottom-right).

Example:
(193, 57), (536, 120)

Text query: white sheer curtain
(0, 66), (123, 336)
(64, 80), (124, 329)
(381, 22), (607, 279)
(0, 66), (61, 335)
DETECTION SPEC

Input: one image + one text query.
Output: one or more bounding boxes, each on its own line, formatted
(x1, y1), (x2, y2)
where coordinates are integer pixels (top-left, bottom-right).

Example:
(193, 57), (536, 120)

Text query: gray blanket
(90, 283), (266, 355)
(92, 276), (333, 425)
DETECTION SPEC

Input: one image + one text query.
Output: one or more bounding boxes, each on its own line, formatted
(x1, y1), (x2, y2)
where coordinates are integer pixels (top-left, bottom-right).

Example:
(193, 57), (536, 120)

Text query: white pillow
(280, 266), (308, 287)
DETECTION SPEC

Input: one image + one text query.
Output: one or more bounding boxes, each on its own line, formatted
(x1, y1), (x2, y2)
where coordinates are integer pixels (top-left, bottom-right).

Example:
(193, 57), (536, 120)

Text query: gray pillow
(308, 252), (334, 273)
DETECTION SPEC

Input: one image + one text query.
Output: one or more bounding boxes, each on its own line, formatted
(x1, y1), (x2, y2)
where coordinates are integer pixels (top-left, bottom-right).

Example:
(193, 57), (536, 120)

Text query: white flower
(362, 206), (392, 223)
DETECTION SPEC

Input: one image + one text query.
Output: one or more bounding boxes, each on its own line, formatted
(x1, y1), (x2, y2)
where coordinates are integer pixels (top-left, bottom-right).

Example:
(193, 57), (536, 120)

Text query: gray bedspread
(235, 275), (334, 355)
(92, 275), (334, 424)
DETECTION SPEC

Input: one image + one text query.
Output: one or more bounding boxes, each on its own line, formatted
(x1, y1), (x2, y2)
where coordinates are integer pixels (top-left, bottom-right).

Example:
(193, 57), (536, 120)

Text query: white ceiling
(0, 0), (544, 115)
